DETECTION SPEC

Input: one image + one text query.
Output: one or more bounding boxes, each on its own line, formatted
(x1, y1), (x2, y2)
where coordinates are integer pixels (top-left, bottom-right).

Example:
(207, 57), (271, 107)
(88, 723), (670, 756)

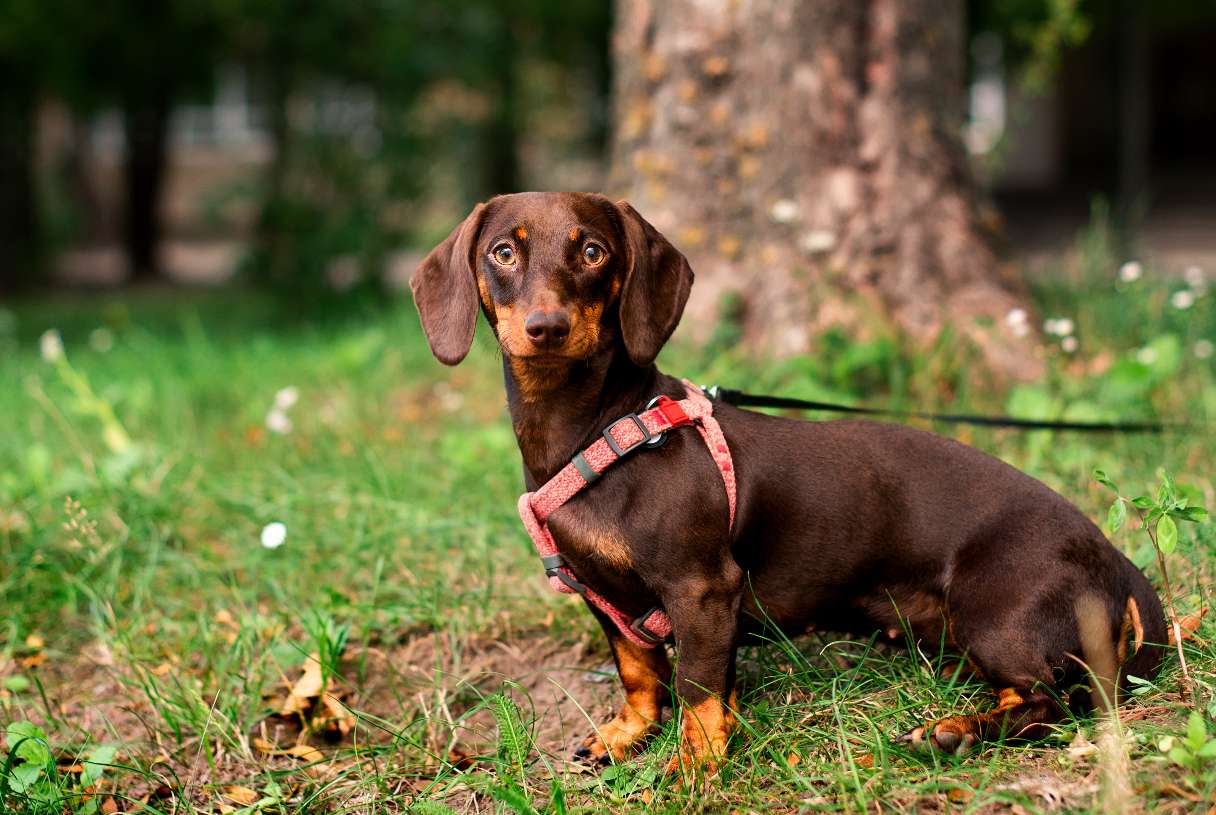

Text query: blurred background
(1, 0), (1214, 374)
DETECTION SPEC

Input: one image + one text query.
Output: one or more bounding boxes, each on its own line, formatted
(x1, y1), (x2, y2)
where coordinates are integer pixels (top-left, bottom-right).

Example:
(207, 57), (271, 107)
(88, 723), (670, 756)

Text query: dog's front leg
(575, 606), (672, 765)
(663, 568), (742, 780)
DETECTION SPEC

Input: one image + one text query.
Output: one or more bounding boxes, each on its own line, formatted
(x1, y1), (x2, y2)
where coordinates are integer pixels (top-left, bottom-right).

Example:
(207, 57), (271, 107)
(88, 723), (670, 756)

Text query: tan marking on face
(514, 226), (527, 241)
(569, 227), (580, 242)
(477, 275), (493, 313)
(581, 638), (670, 761)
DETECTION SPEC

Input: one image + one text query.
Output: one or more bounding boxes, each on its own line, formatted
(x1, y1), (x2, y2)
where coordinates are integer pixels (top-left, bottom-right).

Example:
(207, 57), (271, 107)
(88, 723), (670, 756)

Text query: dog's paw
(896, 721), (978, 755)
(572, 736), (614, 768)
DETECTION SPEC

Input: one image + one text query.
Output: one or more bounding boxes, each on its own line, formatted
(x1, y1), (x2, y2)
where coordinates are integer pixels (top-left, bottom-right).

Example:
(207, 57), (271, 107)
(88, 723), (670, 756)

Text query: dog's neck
(503, 346), (661, 487)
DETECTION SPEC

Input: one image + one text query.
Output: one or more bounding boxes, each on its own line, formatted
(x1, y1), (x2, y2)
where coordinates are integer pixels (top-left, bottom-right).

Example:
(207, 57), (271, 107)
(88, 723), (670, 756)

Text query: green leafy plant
(1096, 468), (1209, 705)
(2, 721), (117, 814)
(1157, 711), (1216, 778)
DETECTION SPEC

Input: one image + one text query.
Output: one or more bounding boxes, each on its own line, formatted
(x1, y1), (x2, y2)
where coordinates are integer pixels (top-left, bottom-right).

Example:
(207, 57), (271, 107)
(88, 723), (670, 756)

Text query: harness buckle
(540, 553), (588, 595)
(629, 607), (666, 644)
(603, 412), (666, 456)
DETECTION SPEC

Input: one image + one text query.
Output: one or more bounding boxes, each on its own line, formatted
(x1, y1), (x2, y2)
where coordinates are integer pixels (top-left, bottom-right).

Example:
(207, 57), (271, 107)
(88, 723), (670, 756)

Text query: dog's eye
(582, 243), (607, 266)
(492, 244), (515, 266)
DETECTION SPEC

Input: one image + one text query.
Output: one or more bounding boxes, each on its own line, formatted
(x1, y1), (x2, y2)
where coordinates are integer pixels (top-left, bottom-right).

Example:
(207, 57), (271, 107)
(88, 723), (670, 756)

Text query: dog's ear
(614, 201), (694, 367)
(411, 204), (486, 365)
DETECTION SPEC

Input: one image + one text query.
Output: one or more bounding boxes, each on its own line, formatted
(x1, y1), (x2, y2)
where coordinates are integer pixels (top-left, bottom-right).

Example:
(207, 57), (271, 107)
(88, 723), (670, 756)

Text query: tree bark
(610, 0), (1041, 380)
(122, 93), (171, 281)
(0, 73), (40, 293)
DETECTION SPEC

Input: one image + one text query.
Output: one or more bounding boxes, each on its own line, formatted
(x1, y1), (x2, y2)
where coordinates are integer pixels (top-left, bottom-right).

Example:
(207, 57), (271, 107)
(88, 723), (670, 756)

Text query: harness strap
(518, 380), (736, 648)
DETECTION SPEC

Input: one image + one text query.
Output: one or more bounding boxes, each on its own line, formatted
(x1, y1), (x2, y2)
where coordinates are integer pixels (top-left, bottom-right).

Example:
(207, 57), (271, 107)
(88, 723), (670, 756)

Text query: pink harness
(518, 381), (737, 648)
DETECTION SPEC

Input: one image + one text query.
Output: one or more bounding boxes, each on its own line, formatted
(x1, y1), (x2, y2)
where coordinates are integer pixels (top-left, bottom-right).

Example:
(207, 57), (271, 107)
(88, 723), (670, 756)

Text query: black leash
(703, 386), (1176, 434)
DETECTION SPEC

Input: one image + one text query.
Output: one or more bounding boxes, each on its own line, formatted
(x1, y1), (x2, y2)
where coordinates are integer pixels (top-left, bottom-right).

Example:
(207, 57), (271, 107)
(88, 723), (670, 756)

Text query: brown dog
(412, 191), (1166, 775)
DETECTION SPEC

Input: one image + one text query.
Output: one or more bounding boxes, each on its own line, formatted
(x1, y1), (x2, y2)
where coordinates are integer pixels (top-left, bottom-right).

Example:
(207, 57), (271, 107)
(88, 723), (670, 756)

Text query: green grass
(1, 265), (1214, 813)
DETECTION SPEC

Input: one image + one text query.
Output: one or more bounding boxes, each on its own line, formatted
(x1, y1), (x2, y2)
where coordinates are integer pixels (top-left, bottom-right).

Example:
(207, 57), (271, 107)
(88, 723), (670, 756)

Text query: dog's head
(411, 192), (693, 368)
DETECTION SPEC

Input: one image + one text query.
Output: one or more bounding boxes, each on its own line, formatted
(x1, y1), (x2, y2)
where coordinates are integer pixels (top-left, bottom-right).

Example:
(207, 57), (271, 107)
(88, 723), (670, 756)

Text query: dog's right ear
(411, 204), (486, 365)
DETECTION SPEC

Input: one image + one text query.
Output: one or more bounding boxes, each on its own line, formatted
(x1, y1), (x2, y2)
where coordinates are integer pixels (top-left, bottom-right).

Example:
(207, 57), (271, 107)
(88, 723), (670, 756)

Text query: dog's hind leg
(575, 609), (672, 765)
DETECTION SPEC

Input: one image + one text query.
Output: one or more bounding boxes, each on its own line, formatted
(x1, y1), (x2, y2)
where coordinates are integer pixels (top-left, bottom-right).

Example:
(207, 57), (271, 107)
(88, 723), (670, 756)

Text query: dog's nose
(524, 310), (571, 348)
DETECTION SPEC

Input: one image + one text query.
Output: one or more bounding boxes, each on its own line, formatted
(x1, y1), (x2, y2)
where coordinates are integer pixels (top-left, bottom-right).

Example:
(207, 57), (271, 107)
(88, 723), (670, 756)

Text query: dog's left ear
(614, 201), (694, 367)
(411, 204), (486, 365)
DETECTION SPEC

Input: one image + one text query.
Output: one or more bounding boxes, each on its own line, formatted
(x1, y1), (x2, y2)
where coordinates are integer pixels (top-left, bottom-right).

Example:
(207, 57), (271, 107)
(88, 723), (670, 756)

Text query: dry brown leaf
(25, 634), (45, 650)
(19, 653), (46, 669)
(854, 753), (874, 769)
(281, 654), (325, 716)
(321, 692), (356, 737)
(1157, 782), (1202, 802)
(286, 744), (324, 763)
(447, 747), (477, 771)
(215, 609), (237, 628)
(1169, 607), (1208, 645)
(947, 787), (974, 804)
(151, 662), (173, 677)
(100, 796), (119, 814)
(224, 786), (260, 806)
(252, 737), (279, 755)
(640, 788), (654, 805)
(786, 752), (801, 767)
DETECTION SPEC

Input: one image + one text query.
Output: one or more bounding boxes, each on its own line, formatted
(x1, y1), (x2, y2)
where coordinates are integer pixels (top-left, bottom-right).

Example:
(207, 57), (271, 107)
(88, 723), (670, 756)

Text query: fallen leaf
(1157, 782), (1202, 802)
(25, 634), (45, 650)
(215, 609), (237, 628)
(1066, 731), (1097, 759)
(252, 737), (279, 755)
(640, 788), (653, 805)
(1169, 608), (1208, 645)
(151, 662), (173, 677)
(19, 653), (46, 669)
(224, 786), (260, 806)
(787, 752), (801, 767)
(321, 692), (356, 737)
(100, 796), (119, 814)
(286, 744), (324, 763)
(281, 654), (325, 716)
(947, 787), (974, 804)
(447, 747), (477, 771)
(854, 753), (874, 768)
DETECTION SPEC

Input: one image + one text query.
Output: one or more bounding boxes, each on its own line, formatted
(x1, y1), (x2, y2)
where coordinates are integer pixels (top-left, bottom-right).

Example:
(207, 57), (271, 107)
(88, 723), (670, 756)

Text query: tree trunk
(610, 0), (1041, 380)
(122, 94), (171, 281)
(0, 74), (41, 293)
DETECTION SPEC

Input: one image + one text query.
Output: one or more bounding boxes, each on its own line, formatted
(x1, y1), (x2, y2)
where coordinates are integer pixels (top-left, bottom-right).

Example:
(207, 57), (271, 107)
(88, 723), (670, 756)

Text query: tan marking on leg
(665, 696), (732, 778)
(994, 687), (1024, 713)
(514, 226), (528, 241)
(580, 639), (668, 762)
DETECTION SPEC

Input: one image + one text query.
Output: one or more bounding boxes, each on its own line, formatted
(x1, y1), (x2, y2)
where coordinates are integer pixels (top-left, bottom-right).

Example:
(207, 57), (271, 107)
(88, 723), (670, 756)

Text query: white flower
(1118, 261), (1142, 283)
(265, 408), (293, 434)
(274, 386), (300, 410)
(39, 329), (64, 363)
(1184, 265), (1205, 289)
(1136, 347), (1158, 365)
(1004, 308), (1030, 337)
(89, 328), (114, 353)
(769, 199), (800, 224)
(1044, 317), (1074, 337)
(1195, 339), (1214, 360)
(1170, 290), (1195, 310)
(1061, 336), (1078, 353)
(260, 522), (287, 549)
